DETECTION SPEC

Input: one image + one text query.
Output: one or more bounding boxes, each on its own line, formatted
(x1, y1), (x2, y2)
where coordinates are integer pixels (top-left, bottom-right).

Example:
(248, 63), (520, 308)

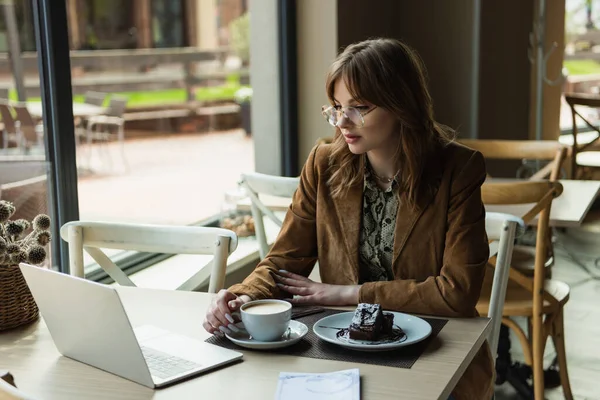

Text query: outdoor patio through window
(63, 0), (255, 227)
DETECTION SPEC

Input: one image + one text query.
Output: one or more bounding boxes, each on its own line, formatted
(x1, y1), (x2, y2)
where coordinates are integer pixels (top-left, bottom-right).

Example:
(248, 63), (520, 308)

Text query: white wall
(296, 0), (338, 169)
(249, 0), (282, 175)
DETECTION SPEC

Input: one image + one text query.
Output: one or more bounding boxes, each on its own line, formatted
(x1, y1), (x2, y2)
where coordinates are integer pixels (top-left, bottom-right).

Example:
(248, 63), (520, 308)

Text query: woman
(204, 38), (494, 399)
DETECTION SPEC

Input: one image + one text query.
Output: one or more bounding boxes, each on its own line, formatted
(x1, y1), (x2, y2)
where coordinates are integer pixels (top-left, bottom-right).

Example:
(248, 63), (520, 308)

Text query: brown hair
(325, 38), (454, 209)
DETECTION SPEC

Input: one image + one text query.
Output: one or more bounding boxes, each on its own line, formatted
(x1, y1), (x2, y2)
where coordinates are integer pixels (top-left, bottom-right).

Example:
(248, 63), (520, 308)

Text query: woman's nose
(336, 112), (352, 129)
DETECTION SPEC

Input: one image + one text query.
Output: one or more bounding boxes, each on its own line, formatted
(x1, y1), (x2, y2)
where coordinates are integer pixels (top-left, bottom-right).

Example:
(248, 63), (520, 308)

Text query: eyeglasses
(321, 105), (376, 128)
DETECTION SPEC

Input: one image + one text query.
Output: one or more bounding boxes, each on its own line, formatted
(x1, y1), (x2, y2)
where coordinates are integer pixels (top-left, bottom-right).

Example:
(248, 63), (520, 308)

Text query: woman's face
(333, 79), (399, 156)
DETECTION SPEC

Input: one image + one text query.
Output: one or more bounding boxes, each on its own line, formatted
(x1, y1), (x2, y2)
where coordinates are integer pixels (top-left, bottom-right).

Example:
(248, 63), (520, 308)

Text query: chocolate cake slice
(382, 312), (394, 335)
(348, 303), (385, 340)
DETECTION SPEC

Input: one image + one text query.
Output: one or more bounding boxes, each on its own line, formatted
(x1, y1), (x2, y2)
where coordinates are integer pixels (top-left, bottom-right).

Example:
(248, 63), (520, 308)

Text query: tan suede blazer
(230, 142), (494, 400)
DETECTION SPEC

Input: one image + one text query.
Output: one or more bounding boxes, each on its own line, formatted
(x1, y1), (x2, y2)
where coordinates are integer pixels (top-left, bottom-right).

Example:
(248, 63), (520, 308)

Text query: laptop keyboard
(140, 346), (201, 380)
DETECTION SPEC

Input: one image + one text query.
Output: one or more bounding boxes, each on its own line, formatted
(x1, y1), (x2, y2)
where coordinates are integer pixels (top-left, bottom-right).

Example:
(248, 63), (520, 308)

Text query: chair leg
(551, 309), (573, 400)
(503, 317), (533, 365)
(118, 122), (128, 171)
(86, 123), (94, 170)
(527, 317), (533, 347)
(532, 314), (545, 400)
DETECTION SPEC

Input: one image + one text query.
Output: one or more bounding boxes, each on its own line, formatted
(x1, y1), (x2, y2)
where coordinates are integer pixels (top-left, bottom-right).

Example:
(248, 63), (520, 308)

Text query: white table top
(485, 179), (600, 228)
(0, 288), (490, 400)
(26, 102), (107, 118)
(238, 179), (600, 229)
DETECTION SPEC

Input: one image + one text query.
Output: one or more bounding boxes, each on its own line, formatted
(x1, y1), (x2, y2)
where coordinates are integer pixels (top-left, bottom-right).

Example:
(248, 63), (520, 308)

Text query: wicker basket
(0, 265), (39, 331)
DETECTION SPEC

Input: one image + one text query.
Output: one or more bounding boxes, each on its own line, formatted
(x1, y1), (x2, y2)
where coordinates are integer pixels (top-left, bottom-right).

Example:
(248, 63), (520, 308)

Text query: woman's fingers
(276, 282), (311, 295)
(216, 299), (235, 325)
(202, 320), (215, 333)
(274, 273), (311, 287)
(278, 269), (311, 282)
(204, 313), (225, 337)
(210, 302), (232, 328)
(228, 297), (245, 312)
(203, 290), (242, 336)
(213, 289), (240, 326)
(288, 295), (316, 305)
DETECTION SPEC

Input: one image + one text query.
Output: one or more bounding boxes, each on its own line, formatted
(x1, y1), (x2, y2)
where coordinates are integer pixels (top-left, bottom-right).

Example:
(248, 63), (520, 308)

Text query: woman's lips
(343, 134), (361, 144)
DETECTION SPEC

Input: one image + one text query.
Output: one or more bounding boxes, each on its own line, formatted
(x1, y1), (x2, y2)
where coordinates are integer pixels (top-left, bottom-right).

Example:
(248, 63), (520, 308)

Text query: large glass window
(62, 0), (254, 272)
(0, 0), (36, 51)
(0, 0), (54, 267)
(2, 0), (287, 277)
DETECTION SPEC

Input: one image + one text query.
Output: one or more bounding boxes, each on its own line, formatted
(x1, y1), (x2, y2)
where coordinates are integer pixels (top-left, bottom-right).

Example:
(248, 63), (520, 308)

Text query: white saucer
(225, 320), (308, 350)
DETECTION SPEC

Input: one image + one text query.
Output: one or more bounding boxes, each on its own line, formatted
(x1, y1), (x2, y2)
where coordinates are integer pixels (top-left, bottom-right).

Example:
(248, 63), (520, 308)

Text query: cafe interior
(0, 1), (599, 399)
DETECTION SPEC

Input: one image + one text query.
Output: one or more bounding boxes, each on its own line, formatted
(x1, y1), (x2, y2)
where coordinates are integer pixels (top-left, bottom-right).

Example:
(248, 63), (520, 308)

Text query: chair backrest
(59, 221), (238, 293)
(482, 180), (563, 355)
(459, 139), (569, 181)
(484, 211), (525, 360)
(0, 102), (17, 133)
(11, 104), (38, 145)
(12, 105), (36, 128)
(83, 91), (108, 107)
(564, 93), (600, 178)
(107, 96), (128, 117)
(239, 172), (299, 259)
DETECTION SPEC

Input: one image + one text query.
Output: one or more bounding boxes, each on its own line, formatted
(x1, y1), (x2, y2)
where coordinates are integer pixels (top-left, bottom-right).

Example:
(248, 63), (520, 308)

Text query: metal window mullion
(277, 0), (298, 177)
(32, 0), (79, 273)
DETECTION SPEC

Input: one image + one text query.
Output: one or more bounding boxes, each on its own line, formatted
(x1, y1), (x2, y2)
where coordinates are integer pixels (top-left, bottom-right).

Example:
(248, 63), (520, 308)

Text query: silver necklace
(369, 166), (399, 183)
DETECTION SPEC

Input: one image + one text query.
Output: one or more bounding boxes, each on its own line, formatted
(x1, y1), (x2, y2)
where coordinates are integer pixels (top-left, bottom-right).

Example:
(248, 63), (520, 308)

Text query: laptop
(19, 263), (243, 389)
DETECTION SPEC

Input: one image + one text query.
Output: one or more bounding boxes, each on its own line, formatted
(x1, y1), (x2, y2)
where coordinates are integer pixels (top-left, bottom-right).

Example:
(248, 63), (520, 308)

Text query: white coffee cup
(240, 299), (292, 342)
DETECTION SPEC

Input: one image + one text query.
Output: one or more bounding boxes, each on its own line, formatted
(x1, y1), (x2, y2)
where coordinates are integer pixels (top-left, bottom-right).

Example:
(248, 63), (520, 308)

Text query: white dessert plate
(313, 312), (432, 352)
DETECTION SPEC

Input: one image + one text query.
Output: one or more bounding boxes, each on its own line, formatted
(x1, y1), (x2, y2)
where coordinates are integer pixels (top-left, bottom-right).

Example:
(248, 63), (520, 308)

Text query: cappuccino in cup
(243, 302), (290, 315)
(240, 299), (292, 342)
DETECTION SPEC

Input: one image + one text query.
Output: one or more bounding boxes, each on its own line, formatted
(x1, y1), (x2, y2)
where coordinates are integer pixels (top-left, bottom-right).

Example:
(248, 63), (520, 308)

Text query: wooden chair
(477, 181), (573, 400)
(458, 139), (568, 181)
(459, 139), (568, 277)
(239, 172), (299, 259)
(563, 93), (600, 179)
(60, 221), (238, 293)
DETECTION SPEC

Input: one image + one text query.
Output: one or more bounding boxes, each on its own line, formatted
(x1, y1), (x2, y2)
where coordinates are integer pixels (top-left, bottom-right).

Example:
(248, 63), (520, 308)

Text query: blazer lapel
(392, 199), (427, 266)
(393, 151), (443, 265)
(334, 180), (363, 283)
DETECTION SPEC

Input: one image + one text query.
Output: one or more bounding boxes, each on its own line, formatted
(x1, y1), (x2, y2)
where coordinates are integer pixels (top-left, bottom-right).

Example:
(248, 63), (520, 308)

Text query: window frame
(32, 0), (298, 277)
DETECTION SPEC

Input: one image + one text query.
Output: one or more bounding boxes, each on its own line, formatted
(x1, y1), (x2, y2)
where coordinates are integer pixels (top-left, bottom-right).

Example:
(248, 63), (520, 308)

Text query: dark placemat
(205, 309), (448, 369)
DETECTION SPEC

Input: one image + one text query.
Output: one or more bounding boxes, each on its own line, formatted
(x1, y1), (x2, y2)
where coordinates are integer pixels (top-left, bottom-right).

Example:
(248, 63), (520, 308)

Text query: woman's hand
(274, 270), (360, 306)
(203, 289), (251, 337)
